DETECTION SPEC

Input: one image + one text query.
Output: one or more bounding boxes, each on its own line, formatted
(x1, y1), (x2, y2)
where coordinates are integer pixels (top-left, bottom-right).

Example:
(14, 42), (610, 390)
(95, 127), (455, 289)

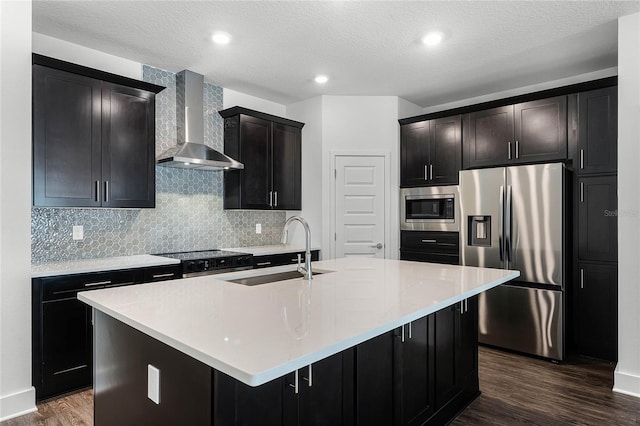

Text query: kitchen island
(79, 257), (518, 425)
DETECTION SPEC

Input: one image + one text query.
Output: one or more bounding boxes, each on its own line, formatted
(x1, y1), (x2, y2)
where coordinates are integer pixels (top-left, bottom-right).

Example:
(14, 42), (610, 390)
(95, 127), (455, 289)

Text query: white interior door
(335, 155), (386, 258)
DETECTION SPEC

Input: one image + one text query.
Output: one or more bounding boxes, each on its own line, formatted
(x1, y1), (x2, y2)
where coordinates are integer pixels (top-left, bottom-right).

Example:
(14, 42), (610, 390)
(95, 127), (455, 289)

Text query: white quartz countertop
(32, 255), (180, 278)
(223, 244), (321, 256)
(78, 257), (519, 387)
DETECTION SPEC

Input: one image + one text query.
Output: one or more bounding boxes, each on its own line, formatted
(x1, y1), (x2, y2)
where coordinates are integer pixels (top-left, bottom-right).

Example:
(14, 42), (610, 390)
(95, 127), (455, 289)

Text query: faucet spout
(281, 216), (313, 280)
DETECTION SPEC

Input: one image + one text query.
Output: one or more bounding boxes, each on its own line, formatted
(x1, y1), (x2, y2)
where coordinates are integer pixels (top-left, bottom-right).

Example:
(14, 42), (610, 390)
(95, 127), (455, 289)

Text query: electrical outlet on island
(255, 223), (262, 234)
(72, 225), (84, 240)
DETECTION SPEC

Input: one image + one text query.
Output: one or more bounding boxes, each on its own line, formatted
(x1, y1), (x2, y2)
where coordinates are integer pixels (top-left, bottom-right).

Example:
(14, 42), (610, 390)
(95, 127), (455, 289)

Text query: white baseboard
(0, 387), (36, 422)
(613, 367), (640, 398)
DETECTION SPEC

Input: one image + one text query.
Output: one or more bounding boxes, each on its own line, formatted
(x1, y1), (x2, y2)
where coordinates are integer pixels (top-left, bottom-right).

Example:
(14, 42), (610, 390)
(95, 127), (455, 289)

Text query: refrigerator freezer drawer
(478, 284), (563, 360)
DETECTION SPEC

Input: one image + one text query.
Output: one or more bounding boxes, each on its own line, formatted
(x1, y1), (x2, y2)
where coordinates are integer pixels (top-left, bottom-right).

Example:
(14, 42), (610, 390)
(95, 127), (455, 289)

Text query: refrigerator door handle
(506, 185), (513, 263)
(499, 185), (504, 262)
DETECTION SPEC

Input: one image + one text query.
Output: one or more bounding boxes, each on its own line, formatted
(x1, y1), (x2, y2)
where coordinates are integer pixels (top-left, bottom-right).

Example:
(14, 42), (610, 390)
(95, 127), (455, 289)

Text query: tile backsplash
(31, 66), (285, 264)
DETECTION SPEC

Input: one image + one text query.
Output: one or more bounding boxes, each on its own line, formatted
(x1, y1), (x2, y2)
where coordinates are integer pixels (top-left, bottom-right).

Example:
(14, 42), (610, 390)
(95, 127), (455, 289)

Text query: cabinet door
(578, 176), (618, 262)
(272, 123), (301, 210)
(395, 317), (434, 426)
(464, 106), (514, 168)
(240, 115), (272, 209)
(575, 263), (617, 361)
(430, 115), (462, 185)
(33, 65), (102, 207)
(513, 96), (567, 164)
(433, 304), (458, 409)
(41, 298), (92, 398)
(456, 297), (478, 393)
(299, 352), (347, 426)
(101, 82), (156, 208)
(577, 87), (617, 175)
(401, 121), (430, 187)
(354, 331), (394, 426)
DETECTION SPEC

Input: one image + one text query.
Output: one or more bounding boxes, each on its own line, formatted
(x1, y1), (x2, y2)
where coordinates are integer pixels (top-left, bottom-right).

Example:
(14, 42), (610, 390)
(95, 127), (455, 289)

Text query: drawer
(400, 231), (459, 255)
(39, 270), (137, 301)
(253, 250), (320, 269)
(400, 250), (460, 265)
(142, 264), (181, 282)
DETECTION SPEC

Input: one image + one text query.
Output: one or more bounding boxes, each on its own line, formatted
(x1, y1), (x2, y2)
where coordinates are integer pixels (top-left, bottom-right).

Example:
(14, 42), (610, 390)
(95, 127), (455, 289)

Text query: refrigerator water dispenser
(468, 216), (491, 246)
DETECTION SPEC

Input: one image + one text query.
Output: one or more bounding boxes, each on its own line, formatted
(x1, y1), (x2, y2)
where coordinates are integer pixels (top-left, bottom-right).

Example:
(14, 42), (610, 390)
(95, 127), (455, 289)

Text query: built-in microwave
(400, 186), (459, 231)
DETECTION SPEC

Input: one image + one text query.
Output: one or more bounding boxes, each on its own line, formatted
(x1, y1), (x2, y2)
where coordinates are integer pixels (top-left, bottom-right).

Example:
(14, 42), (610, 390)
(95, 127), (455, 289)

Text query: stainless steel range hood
(157, 70), (243, 171)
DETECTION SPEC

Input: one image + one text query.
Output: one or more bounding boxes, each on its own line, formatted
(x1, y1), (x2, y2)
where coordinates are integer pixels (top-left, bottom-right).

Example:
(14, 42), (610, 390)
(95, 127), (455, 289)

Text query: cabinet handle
(429, 164), (433, 180)
(289, 369), (299, 394)
(508, 142), (512, 160)
(53, 364), (88, 376)
(580, 149), (584, 169)
(84, 280), (111, 287)
(104, 181), (109, 203)
(95, 180), (100, 202)
(152, 273), (175, 279)
(580, 269), (584, 289)
(424, 165), (428, 181)
(515, 140), (519, 159)
(421, 239), (437, 243)
(269, 191), (273, 207)
(256, 261), (272, 266)
(580, 182), (584, 203)
(302, 364), (313, 387)
(460, 300), (465, 314)
(465, 299), (468, 312)
(401, 324), (405, 343)
(408, 321), (412, 339)
(105, 281), (135, 288)
(274, 191), (278, 207)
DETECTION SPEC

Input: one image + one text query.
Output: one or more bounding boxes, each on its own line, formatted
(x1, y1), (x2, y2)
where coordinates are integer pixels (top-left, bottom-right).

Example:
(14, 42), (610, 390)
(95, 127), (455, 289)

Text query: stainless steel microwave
(400, 186), (459, 231)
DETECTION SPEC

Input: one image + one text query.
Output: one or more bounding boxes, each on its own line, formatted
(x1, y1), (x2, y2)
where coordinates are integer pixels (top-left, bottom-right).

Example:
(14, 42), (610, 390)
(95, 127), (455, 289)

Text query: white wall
(614, 12), (640, 398)
(223, 88), (286, 116)
(0, 1), (36, 421)
(33, 32), (142, 79)
(422, 67), (618, 114)
(285, 96), (324, 250)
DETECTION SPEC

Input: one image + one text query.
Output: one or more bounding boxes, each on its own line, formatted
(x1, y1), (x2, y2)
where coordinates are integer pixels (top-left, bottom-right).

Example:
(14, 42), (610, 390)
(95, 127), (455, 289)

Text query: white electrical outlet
(148, 364), (160, 404)
(72, 226), (84, 241)
(256, 223), (262, 234)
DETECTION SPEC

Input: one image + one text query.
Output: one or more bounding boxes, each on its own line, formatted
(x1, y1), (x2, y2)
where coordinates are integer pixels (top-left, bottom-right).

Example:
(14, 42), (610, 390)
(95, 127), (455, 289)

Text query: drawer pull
(437, 242), (457, 247)
(84, 280), (111, 287)
(256, 261), (272, 266)
(152, 273), (175, 279)
(105, 282), (135, 288)
(53, 364), (87, 375)
(421, 239), (437, 243)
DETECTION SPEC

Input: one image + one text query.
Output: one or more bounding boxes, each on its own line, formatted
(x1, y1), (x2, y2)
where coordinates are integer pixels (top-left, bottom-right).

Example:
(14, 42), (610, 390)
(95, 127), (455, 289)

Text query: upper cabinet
(575, 86), (618, 175)
(32, 55), (164, 208)
(400, 115), (461, 187)
(220, 107), (304, 210)
(463, 96), (567, 168)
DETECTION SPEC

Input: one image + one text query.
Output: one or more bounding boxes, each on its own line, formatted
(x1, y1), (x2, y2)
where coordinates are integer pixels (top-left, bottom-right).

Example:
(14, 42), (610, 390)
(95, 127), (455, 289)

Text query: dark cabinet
(576, 86), (618, 175)
(253, 250), (320, 269)
(394, 316), (435, 426)
(578, 176), (618, 262)
(574, 263), (618, 361)
(32, 264), (180, 400)
(464, 96), (567, 168)
(400, 231), (460, 265)
(32, 55), (163, 208)
(400, 115), (461, 187)
(220, 107), (304, 210)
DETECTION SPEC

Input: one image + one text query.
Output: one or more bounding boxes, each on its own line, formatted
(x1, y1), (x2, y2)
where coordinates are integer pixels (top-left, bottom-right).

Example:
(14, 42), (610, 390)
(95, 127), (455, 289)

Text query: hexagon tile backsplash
(31, 66), (286, 264)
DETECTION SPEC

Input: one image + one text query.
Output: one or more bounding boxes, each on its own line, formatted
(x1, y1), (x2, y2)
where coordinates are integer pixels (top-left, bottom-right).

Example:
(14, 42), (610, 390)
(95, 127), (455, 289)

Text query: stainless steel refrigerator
(459, 163), (565, 360)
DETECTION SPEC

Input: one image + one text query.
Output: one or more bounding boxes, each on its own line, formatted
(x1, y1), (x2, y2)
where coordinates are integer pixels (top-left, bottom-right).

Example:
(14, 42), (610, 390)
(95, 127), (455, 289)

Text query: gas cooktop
(157, 249), (253, 277)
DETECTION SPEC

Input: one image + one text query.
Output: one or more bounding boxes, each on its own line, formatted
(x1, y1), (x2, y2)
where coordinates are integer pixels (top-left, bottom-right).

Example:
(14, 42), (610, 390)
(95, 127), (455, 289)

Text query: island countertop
(78, 257), (519, 386)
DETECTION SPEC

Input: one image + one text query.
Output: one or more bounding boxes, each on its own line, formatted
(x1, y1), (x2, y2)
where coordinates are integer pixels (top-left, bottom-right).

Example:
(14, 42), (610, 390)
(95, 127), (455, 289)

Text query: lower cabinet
(253, 250), (320, 269)
(32, 264), (181, 400)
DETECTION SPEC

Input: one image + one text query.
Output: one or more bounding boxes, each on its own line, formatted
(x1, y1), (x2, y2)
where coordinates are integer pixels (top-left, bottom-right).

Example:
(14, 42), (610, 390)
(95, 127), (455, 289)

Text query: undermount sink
(228, 269), (331, 286)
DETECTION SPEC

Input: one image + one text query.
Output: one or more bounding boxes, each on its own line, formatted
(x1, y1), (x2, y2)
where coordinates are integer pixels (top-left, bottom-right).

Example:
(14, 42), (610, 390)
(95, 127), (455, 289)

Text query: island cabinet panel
(32, 56), (163, 208)
(463, 96), (567, 168)
(94, 311), (212, 426)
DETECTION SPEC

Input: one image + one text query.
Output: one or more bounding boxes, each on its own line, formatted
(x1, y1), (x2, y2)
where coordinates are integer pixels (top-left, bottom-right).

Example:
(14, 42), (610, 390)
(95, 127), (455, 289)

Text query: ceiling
(32, 1), (640, 108)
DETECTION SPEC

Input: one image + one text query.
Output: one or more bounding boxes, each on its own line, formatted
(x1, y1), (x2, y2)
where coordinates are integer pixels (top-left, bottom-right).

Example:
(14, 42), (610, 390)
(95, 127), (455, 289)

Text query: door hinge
(334, 232), (337, 241)
(334, 169), (337, 178)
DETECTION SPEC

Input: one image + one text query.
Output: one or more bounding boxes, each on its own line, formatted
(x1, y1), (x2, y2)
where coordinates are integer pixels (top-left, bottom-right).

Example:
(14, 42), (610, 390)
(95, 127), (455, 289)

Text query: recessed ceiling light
(212, 32), (231, 45)
(314, 75), (329, 84)
(422, 31), (444, 47)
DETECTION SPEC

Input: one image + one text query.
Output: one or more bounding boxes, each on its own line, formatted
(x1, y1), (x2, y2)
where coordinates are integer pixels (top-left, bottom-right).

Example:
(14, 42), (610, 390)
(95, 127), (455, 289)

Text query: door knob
(370, 243), (383, 249)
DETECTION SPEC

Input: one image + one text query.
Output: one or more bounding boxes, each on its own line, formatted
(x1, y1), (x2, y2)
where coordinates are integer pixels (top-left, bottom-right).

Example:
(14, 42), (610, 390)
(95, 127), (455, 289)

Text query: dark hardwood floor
(3, 347), (638, 425)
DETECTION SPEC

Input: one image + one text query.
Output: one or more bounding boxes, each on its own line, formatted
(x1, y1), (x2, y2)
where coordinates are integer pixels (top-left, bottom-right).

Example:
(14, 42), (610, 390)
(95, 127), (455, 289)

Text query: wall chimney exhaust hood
(157, 70), (243, 171)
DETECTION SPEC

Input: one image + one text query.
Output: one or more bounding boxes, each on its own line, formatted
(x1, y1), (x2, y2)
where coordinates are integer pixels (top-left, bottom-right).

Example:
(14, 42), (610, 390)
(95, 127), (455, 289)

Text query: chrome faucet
(281, 216), (313, 280)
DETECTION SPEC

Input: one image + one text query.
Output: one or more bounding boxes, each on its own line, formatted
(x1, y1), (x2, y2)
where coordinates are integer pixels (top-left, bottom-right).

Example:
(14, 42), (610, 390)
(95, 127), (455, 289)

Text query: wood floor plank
(2, 347), (639, 425)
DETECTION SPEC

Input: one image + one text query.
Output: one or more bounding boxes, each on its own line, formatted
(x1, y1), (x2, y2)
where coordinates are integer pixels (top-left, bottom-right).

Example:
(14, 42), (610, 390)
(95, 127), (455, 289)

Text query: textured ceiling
(32, 1), (640, 107)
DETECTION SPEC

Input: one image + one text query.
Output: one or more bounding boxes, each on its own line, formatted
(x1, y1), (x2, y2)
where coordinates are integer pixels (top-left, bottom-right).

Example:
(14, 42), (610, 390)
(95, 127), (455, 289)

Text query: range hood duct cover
(156, 70), (243, 171)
